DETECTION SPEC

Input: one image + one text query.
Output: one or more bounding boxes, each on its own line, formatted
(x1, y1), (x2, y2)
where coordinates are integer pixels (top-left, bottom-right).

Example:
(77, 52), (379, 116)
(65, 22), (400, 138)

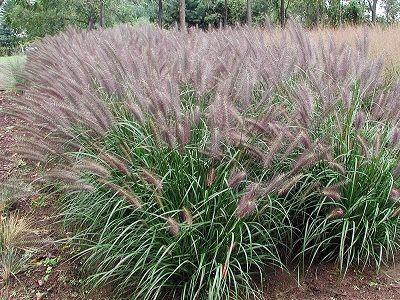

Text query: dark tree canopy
(0, 0), (399, 44)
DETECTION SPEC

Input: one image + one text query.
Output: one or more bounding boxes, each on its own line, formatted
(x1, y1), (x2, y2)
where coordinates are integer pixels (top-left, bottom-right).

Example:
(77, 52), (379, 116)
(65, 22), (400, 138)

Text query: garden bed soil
(2, 93), (400, 299)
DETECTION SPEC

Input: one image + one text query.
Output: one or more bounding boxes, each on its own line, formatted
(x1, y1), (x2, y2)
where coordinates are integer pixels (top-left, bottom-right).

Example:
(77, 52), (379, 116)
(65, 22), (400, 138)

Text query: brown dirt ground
(2, 93), (400, 300)
(0, 94), (112, 300)
(264, 263), (400, 300)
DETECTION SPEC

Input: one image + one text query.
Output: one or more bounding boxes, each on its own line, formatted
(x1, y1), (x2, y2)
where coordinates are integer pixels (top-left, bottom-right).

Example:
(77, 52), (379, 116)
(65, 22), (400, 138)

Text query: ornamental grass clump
(4, 23), (400, 298)
(53, 118), (289, 300)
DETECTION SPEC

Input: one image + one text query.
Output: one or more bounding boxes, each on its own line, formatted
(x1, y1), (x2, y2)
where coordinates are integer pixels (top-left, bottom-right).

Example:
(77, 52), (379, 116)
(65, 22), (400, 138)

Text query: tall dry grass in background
(309, 24), (400, 80)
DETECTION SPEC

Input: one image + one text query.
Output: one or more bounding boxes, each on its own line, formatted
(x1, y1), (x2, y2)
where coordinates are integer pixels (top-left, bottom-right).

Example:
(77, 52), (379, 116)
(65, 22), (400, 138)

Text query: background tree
(227, 0), (246, 25)
(298, 0), (326, 27)
(3, 0), (399, 44)
(5, 0), (69, 38)
(381, 0), (400, 22)
(158, 0), (163, 27)
(0, 0), (19, 55)
(179, 0), (185, 28)
(99, 0), (105, 27)
(327, 0), (342, 27)
(343, 0), (365, 24)
(3, 0), (142, 39)
(246, 0), (251, 26)
(223, 0), (227, 26)
(279, 0), (284, 27)
(366, 0), (378, 22)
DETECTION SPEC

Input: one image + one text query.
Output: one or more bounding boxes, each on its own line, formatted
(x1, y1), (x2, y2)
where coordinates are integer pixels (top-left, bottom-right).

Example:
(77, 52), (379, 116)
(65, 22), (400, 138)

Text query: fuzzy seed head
(353, 111), (366, 131)
(154, 193), (163, 208)
(228, 170), (247, 188)
(356, 134), (370, 159)
(206, 168), (216, 188)
(326, 207), (345, 220)
(222, 262), (228, 279)
(118, 188), (142, 209)
(97, 179), (142, 209)
(264, 173), (287, 195)
(393, 161), (400, 179)
(166, 217), (180, 237)
(277, 174), (303, 196)
(262, 133), (284, 169)
(76, 159), (110, 178)
(100, 152), (131, 176)
(291, 152), (317, 174)
(391, 128), (400, 148)
(235, 198), (257, 219)
(46, 170), (79, 184)
(235, 183), (260, 219)
(141, 168), (163, 192)
(161, 127), (176, 148)
(181, 207), (192, 225)
(327, 161), (346, 175)
(321, 186), (342, 201)
(390, 188), (400, 200)
(300, 133), (312, 149)
(373, 133), (382, 157)
(390, 207), (400, 218)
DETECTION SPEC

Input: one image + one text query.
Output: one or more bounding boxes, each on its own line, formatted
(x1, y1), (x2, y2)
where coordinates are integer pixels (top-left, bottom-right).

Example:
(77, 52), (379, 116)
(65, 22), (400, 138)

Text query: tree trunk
(280, 0), (285, 27)
(88, 16), (95, 30)
(367, 0), (377, 23)
(246, 0), (251, 26)
(158, 0), (163, 28)
(371, 0), (377, 22)
(179, 0), (185, 30)
(224, 0), (228, 27)
(99, 0), (105, 28)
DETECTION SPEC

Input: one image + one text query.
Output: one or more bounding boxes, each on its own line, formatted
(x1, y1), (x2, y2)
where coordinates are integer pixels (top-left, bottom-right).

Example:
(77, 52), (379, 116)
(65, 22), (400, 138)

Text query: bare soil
(2, 93), (400, 300)
(0, 95), (103, 300)
(265, 263), (400, 300)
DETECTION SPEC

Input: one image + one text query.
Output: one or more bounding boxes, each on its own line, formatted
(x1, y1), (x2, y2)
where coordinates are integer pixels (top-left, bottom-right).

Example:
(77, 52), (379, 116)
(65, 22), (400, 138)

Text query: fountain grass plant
(4, 23), (400, 298)
(59, 113), (291, 299)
